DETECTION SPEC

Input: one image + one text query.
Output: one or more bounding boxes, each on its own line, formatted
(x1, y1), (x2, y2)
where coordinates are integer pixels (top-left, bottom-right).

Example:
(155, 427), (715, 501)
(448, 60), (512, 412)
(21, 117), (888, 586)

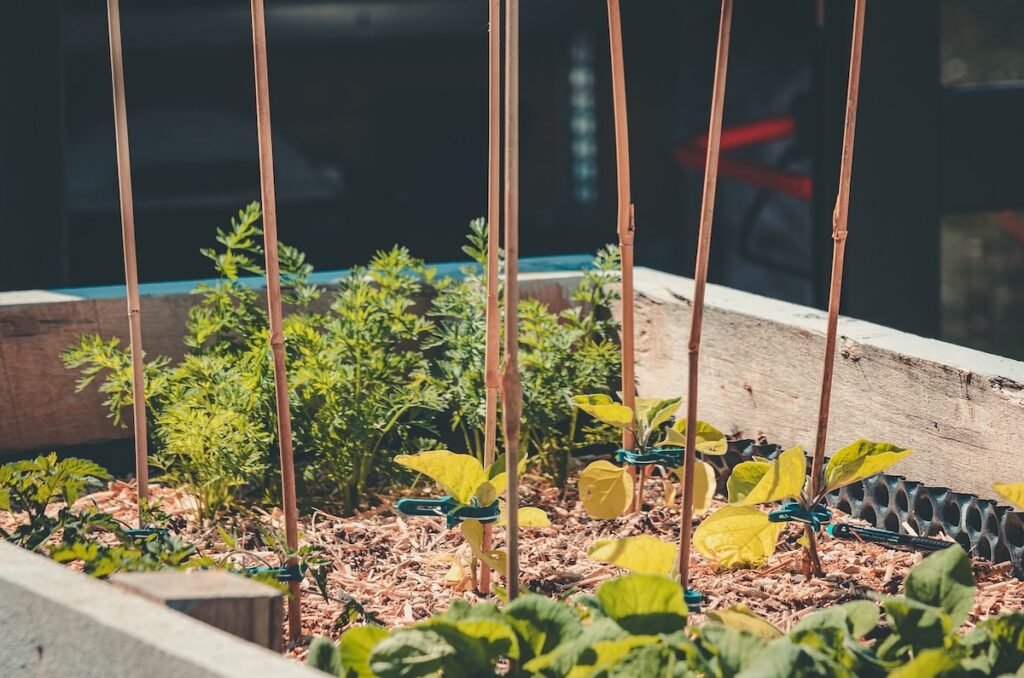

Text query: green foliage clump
(308, 547), (1024, 677)
(429, 219), (622, 485)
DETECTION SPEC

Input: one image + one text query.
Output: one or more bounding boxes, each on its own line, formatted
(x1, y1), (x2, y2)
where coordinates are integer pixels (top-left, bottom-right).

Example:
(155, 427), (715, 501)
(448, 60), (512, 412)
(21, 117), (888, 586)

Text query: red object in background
(675, 114), (812, 202)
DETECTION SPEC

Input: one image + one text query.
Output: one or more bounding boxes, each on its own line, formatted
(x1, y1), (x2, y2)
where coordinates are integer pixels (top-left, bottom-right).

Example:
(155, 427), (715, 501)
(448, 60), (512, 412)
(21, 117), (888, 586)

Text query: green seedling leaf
(727, 446), (807, 506)
(792, 600), (880, 638)
(570, 395), (634, 429)
(453, 619), (520, 662)
(474, 481), (498, 507)
(587, 534), (677, 576)
(736, 638), (852, 678)
(595, 574), (687, 635)
(504, 594), (583, 663)
(635, 397), (681, 435)
(368, 628), (455, 678)
(696, 625), (768, 677)
(578, 460), (633, 519)
(661, 419), (728, 455)
(395, 450), (487, 504)
(994, 482), (1024, 510)
(588, 636), (662, 675)
(339, 625), (389, 678)
(903, 545), (976, 628)
(522, 618), (627, 676)
(823, 440), (911, 493)
(889, 648), (963, 678)
(876, 595), (953, 655)
(306, 637), (343, 676)
(693, 505), (785, 568)
(665, 459), (717, 516)
(707, 604), (783, 640)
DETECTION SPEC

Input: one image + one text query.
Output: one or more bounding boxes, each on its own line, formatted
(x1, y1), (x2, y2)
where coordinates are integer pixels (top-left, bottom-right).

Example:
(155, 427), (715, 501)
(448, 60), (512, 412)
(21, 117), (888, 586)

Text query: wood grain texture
(624, 267), (1024, 502)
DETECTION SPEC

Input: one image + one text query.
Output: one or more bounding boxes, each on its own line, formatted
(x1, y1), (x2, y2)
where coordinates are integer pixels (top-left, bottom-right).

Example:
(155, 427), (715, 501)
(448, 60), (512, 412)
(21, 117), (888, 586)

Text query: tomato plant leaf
(693, 505), (785, 568)
(587, 535), (677, 576)
(823, 440), (911, 493)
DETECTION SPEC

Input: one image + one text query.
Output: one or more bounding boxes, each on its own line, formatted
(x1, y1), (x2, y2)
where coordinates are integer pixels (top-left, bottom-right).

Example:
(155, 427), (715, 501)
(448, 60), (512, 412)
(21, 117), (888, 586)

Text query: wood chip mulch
(4, 477), (1023, 665)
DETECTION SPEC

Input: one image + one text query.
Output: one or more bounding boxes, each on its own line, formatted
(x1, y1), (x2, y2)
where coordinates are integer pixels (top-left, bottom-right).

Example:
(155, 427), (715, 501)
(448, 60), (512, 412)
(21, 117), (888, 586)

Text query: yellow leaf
(578, 460), (634, 519)
(994, 482), (1024, 510)
(461, 519), (507, 573)
(693, 505), (784, 568)
(570, 395), (634, 429)
(707, 604), (783, 639)
(728, 446), (806, 506)
(823, 440), (911, 493)
(587, 535), (677, 576)
(635, 397), (681, 432)
(475, 481), (498, 506)
(666, 420), (728, 455)
(395, 450), (487, 504)
(668, 460), (717, 515)
(485, 454), (529, 498)
(497, 506), (551, 527)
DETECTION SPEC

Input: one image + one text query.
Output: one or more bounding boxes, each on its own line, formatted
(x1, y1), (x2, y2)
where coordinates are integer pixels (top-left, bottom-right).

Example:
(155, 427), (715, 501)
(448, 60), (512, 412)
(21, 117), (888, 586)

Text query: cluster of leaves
(308, 546), (1024, 677)
(429, 220), (622, 484)
(572, 396), (726, 519)
(693, 440), (911, 569)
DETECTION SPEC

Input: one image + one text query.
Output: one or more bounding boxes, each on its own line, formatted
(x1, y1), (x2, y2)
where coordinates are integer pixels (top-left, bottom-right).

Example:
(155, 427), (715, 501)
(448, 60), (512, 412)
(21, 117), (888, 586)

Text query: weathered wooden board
(624, 267), (1024, 502)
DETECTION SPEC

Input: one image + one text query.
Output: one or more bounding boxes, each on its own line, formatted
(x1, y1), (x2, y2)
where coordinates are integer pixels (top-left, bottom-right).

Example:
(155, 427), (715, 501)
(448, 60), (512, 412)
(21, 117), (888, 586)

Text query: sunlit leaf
(570, 395), (634, 429)
(889, 648), (963, 678)
(728, 446), (806, 506)
(497, 506), (551, 527)
(904, 545), (976, 628)
(823, 440), (911, 493)
(339, 625), (389, 678)
(707, 604), (783, 640)
(474, 481), (498, 507)
(395, 450), (487, 504)
(596, 574), (687, 635)
(578, 460), (633, 519)
(666, 460), (717, 515)
(994, 482), (1024, 510)
(461, 519), (507, 573)
(693, 505), (784, 568)
(635, 397), (681, 434)
(587, 535), (677, 576)
(661, 419), (728, 455)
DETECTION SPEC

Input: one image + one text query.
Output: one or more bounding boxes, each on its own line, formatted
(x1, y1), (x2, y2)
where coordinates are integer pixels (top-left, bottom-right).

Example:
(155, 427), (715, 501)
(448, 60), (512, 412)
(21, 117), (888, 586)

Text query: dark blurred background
(1, 1), (1023, 357)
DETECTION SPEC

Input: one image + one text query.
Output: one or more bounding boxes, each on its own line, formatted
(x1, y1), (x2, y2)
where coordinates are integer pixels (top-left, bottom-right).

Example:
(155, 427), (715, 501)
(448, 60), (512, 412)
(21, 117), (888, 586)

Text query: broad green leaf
(595, 574), (687, 635)
(460, 519), (506, 573)
(735, 638), (852, 678)
(395, 450), (487, 504)
(978, 612), (1024, 675)
(523, 618), (627, 676)
(665, 459), (717, 515)
(578, 461), (633, 519)
(338, 625), (389, 678)
(707, 604), (783, 640)
(504, 594), (583, 662)
(588, 636), (662, 675)
(306, 637), (343, 675)
(453, 619), (520, 661)
(823, 440), (911, 493)
(889, 648), (963, 678)
(368, 628), (455, 678)
(728, 446), (806, 506)
(635, 397), (681, 434)
(903, 545), (976, 627)
(474, 481), (498, 507)
(877, 596), (953, 654)
(994, 482), (1024, 510)
(570, 395), (634, 429)
(664, 419), (728, 455)
(497, 506), (551, 527)
(696, 625), (768, 677)
(792, 600), (880, 638)
(693, 505), (785, 568)
(587, 535), (677, 576)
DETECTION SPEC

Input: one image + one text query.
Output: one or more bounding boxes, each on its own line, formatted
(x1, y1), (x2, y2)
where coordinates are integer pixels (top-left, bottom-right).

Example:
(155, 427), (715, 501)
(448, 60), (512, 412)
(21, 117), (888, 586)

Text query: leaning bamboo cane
(806, 0), (867, 577)
(480, 0), (502, 596)
(249, 0), (302, 644)
(105, 0), (150, 519)
(679, 0), (733, 592)
(502, 0), (522, 601)
(606, 0), (640, 512)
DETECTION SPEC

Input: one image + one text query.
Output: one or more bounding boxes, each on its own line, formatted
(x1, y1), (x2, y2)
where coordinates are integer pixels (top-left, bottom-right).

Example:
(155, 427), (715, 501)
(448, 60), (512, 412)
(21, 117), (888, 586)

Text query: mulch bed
(4, 476), (1022, 664)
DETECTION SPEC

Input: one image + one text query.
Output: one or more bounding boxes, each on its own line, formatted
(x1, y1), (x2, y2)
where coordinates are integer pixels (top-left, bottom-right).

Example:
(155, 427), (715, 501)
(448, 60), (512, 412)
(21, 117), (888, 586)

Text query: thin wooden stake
(501, 0), (522, 601)
(250, 0), (302, 644)
(807, 0), (867, 575)
(480, 0), (503, 596)
(679, 0), (733, 592)
(105, 0), (149, 519)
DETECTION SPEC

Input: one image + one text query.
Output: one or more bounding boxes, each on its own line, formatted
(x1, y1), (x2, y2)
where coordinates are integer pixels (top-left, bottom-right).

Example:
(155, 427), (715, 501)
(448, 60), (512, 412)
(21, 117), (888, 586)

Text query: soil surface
(4, 476), (1023, 665)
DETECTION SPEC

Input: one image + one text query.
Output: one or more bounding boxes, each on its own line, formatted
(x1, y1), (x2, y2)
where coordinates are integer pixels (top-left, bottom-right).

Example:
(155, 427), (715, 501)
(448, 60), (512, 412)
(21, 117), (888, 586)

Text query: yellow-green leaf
(667, 460), (717, 515)
(635, 397), (681, 433)
(994, 482), (1024, 510)
(461, 519), (507, 573)
(395, 450), (487, 504)
(497, 506), (551, 528)
(707, 604), (783, 639)
(823, 440), (911, 493)
(570, 395), (634, 429)
(475, 481), (498, 506)
(693, 505), (784, 568)
(727, 446), (806, 506)
(663, 420), (728, 455)
(578, 460), (634, 519)
(486, 454), (529, 497)
(587, 535), (677, 576)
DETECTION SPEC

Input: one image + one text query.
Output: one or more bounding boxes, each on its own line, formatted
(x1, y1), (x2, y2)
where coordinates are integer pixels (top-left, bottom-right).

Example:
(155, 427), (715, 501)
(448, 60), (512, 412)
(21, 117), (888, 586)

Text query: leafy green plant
(693, 440), (910, 569)
(571, 395), (726, 519)
(308, 546), (1023, 677)
(428, 221), (622, 486)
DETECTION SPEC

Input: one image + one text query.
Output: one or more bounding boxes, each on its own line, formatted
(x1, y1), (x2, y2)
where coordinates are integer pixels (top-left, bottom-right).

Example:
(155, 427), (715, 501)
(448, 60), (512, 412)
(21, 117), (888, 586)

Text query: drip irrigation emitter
(396, 496), (502, 530)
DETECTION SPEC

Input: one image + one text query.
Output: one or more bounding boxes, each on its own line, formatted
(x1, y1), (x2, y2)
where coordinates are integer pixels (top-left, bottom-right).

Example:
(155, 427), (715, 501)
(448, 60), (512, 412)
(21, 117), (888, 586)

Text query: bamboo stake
(807, 0), (867, 576)
(501, 0), (522, 601)
(679, 0), (733, 591)
(249, 0), (302, 644)
(105, 0), (149, 519)
(606, 0), (640, 511)
(480, 0), (502, 596)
